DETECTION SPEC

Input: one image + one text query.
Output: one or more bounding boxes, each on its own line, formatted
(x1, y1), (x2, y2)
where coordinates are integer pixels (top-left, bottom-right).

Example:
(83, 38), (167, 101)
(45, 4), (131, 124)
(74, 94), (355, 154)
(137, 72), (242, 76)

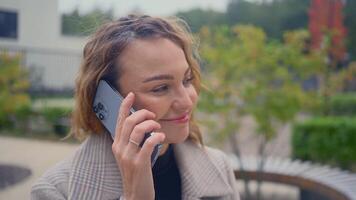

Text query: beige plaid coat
(31, 133), (240, 200)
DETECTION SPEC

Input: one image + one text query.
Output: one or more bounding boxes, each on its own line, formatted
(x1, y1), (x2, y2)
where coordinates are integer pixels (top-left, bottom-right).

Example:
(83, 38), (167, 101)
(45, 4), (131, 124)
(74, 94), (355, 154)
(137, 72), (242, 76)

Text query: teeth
(150, 132), (156, 137)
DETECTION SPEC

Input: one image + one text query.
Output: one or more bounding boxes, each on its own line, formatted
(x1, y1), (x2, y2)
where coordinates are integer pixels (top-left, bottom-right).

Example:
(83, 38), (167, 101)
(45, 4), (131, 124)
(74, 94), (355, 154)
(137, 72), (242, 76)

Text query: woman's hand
(112, 92), (165, 200)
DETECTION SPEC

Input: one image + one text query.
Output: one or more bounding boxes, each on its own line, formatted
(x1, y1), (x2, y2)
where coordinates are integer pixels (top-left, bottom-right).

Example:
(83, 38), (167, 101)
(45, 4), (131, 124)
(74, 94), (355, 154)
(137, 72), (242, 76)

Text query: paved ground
(0, 136), (78, 199)
(0, 119), (298, 200)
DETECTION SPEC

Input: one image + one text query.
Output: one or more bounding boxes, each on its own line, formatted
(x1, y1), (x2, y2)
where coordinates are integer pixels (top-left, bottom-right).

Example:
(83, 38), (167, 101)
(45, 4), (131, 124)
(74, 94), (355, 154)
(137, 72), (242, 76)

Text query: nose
(172, 86), (193, 111)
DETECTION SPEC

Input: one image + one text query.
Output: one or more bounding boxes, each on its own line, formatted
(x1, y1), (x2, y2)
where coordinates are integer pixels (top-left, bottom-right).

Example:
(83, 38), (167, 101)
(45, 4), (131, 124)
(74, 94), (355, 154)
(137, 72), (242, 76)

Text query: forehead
(118, 38), (189, 79)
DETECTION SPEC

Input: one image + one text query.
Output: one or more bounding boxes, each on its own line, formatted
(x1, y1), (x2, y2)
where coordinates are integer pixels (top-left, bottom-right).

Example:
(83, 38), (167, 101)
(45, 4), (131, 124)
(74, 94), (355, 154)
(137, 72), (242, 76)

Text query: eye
(151, 85), (169, 93)
(183, 76), (194, 86)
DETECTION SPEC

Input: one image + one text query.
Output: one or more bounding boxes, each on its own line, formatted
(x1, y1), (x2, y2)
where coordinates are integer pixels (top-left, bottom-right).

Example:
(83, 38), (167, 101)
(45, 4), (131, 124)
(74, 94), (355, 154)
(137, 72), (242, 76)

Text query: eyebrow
(142, 74), (174, 83)
(142, 68), (191, 83)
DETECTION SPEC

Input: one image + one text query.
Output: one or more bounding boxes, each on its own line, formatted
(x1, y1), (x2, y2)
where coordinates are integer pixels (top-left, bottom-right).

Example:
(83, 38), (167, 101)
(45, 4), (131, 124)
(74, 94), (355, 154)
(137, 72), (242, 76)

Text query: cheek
(189, 87), (198, 106)
(133, 94), (169, 118)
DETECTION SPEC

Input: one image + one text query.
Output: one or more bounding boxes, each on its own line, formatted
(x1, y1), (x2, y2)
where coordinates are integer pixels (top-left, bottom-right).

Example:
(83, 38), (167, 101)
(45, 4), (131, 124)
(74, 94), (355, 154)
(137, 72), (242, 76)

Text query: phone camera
(99, 113), (105, 120)
(93, 105), (98, 113)
(98, 102), (104, 110)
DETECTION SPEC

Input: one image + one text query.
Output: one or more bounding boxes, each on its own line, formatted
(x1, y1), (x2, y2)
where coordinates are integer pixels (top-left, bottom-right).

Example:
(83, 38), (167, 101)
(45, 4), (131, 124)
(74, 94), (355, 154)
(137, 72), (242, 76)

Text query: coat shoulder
(204, 146), (240, 200)
(204, 146), (231, 168)
(31, 156), (73, 200)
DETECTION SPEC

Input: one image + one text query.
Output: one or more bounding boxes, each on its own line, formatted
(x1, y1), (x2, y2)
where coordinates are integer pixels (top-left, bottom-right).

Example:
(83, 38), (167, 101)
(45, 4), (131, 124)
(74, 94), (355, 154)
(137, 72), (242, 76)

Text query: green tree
(62, 8), (114, 36)
(344, 0), (356, 60)
(0, 52), (31, 129)
(226, 0), (309, 39)
(176, 8), (226, 33)
(198, 25), (325, 198)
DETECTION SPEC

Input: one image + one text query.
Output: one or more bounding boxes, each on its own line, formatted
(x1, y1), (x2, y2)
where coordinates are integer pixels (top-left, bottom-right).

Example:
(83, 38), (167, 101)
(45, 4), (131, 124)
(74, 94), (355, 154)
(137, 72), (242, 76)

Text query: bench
(231, 156), (356, 200)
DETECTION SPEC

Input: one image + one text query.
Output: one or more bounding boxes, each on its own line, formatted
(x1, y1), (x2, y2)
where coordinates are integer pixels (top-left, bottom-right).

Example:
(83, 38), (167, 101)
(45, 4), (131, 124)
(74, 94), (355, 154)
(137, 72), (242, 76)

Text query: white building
(0, 0), (87, 91)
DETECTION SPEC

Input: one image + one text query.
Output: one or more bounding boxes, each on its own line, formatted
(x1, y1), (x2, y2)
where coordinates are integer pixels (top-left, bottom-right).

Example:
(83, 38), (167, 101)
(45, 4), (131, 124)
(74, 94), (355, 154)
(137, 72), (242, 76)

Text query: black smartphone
(93, 80), (161, 166)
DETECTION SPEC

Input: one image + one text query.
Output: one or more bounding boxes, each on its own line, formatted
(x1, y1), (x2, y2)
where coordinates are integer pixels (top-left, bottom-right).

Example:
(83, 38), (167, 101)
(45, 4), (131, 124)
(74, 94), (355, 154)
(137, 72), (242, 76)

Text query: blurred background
(0, 0), (355, 199)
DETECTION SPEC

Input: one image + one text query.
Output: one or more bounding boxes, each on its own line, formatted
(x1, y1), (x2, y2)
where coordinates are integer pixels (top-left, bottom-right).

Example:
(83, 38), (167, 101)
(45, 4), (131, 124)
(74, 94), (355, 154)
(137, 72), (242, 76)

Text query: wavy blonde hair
(70, 14), (203, 145)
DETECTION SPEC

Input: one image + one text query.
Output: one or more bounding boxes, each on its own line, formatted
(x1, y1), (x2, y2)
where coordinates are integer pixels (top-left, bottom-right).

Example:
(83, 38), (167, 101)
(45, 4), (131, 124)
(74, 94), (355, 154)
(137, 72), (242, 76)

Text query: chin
(162, 127), (190, 144)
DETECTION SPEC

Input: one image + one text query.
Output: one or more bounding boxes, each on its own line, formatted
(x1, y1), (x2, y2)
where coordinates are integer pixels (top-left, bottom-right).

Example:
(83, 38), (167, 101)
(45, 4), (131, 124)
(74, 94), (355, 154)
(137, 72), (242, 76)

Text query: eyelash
(183, 76), (194, 86)
(151, 76), (194, 94)
(151, 85), (169, 93)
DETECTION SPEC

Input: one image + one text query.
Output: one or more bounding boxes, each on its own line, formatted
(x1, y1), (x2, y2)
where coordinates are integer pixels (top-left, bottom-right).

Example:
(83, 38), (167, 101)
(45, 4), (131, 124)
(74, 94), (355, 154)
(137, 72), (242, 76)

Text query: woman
(31, 14), (240, 200)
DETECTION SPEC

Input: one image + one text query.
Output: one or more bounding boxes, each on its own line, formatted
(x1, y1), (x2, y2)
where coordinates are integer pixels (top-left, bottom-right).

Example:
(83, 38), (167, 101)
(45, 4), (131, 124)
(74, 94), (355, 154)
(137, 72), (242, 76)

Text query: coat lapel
(68, 133), (122, 200)
(174, 141), (233, 200)
(67, 133), (233, 200)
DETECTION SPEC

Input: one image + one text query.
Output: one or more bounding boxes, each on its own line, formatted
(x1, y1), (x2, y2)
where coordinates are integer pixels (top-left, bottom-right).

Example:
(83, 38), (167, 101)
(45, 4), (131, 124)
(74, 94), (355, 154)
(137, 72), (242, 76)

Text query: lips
(160, 112), (190, 123)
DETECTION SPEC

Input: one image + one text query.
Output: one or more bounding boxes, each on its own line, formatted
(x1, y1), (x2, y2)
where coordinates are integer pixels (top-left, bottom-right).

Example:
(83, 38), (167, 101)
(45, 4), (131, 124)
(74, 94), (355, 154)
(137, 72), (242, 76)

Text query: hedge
(292, 117), (356, 169)
(327, 93), (356, 116)
(0, 106), (72, 137)
(40, 107), (72, 136)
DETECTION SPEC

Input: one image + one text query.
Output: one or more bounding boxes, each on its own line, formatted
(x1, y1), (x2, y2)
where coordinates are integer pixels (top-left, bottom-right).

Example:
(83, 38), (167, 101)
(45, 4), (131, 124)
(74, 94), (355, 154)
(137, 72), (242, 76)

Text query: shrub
(292, 117), (356, 169)
(0, 51), (31, 129)
(328, 93), (356, 116)
(40, 107), (72, 136)
(13, 104), (33, 131)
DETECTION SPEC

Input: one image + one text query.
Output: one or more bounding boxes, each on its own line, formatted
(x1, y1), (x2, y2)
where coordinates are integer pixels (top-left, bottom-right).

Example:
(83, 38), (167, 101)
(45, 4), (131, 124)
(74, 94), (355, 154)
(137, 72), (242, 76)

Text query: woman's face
(117, 38), (198, 144)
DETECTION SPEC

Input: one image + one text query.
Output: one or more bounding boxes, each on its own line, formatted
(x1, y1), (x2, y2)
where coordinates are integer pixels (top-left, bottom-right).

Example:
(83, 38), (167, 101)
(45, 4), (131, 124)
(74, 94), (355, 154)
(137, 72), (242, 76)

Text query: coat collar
(68, 133), (233, 200)
(173, 141), (233, 199)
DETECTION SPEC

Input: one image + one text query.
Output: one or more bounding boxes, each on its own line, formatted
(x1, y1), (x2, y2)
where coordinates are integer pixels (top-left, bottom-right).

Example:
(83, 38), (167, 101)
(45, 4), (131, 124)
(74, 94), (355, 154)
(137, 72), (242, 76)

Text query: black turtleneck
(152, 145), (181, 200)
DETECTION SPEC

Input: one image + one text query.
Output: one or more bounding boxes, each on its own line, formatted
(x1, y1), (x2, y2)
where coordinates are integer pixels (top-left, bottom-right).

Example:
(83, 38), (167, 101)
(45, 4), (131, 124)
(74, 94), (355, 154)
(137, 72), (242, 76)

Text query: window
(0, 10), (18, 39)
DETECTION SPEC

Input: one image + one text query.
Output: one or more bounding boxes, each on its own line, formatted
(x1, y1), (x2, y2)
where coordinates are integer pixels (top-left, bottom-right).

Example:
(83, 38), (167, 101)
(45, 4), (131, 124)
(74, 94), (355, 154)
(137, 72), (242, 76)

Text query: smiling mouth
(160, 113), (190, 123)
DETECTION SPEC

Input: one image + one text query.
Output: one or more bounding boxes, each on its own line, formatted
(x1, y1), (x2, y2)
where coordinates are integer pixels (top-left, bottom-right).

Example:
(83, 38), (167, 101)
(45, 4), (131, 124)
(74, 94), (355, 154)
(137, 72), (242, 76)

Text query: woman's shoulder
(31, 155), (73, 199)
(204, 146), (232, 166)
(31, 133), (116, 199)
(176, 140), (233, 169)
(203, 145), (240, 200)
(175, 141), (240, 199)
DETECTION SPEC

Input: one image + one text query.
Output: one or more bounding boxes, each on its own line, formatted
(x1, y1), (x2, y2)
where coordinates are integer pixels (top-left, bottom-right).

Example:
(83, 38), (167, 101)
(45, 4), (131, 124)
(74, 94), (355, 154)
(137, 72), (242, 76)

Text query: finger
(127, 120), (161, 151)
(114, 92), (135, 142)
(119, 109), (156, 147)
(137, 132), (165, 164)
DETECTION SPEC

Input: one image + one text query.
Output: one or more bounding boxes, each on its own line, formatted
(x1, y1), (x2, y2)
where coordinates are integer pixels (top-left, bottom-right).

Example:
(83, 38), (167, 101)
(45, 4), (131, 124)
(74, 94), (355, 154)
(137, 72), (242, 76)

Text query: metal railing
(1, 44), (82, 96)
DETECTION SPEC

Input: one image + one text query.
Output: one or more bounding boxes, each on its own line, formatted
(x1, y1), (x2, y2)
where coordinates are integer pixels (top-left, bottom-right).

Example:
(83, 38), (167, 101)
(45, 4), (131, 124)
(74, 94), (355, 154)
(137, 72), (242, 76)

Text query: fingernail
(127, 92), (134, 99)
